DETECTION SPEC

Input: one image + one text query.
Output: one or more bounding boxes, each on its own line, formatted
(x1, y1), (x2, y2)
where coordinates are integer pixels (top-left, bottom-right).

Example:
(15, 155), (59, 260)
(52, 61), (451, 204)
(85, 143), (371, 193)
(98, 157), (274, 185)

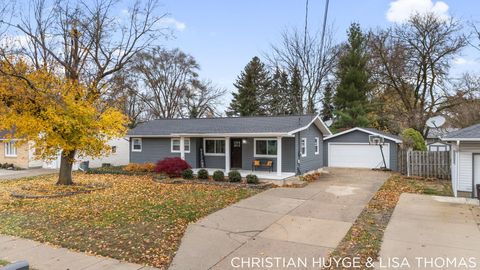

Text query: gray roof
(0, 130), (15, 139)
(128, 115), (319, 136)
(443, 123), (480, 140)
(361, 127), (402, 142)
(427, 127), (458, 139)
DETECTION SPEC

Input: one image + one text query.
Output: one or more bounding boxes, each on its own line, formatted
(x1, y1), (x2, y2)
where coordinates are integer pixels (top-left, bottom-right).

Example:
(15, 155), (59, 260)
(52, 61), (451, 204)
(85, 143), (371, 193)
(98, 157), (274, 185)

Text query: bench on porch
(252, 159), (274, 172)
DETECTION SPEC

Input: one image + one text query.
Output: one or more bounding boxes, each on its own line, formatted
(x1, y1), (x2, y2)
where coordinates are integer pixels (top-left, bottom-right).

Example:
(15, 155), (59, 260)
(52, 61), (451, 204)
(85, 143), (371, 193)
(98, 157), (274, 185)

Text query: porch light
(242, 139), (248, 144)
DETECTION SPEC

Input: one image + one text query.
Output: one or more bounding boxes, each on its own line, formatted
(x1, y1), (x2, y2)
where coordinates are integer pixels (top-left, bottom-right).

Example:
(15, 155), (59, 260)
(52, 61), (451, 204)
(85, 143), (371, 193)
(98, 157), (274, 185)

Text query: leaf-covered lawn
(0, 173), (259, 269)
(325, 175), (452, 269)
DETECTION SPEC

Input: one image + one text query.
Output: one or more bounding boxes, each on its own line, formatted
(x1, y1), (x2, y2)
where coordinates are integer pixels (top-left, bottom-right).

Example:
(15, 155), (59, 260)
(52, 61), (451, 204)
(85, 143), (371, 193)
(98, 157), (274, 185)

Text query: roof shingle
(443, 123), (480, 139)
(128, 115), (318, 136)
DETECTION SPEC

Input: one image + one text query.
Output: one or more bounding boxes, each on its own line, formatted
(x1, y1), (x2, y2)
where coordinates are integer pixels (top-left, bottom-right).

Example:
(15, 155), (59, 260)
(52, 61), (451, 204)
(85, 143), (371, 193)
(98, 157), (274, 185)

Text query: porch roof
(127, 115), (331, 137)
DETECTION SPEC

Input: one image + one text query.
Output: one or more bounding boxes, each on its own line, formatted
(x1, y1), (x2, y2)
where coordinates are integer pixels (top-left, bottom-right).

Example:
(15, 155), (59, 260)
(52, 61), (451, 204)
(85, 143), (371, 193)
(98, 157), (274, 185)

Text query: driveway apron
(169, 168), (389, 270)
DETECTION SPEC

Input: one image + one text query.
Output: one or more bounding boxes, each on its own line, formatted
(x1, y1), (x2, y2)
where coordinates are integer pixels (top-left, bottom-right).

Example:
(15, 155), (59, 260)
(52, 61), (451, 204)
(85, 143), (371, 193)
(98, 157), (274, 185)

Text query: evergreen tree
(333, 23), (372, 129)
(265, 67), (290, 115)
(227, 56), (270, 116)
(320, 83), (334, 121)
(288, 65), (303, 114)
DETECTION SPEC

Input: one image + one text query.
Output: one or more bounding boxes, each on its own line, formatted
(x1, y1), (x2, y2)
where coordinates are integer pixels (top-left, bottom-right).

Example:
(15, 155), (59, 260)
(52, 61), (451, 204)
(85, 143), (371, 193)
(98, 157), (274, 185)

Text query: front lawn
(325, 174), (452, 269)
(0, 173), (259, 269)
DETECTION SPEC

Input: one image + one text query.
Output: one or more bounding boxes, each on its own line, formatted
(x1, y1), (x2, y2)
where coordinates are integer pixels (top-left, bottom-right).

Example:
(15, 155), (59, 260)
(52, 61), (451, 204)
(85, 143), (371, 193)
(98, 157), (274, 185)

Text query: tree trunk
(57, 150), (76, 185)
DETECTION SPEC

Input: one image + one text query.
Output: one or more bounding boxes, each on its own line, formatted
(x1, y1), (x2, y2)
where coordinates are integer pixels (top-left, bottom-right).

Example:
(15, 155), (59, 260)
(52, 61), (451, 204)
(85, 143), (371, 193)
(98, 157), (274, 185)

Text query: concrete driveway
(377, 194), (480, 270)
(169, 168), (389, 270)
(0, 168), (57, 180)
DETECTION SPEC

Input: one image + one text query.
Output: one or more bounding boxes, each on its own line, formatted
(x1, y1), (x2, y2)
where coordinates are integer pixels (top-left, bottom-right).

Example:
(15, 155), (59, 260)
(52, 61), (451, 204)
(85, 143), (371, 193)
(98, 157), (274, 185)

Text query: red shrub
(155, 157), (191, 177)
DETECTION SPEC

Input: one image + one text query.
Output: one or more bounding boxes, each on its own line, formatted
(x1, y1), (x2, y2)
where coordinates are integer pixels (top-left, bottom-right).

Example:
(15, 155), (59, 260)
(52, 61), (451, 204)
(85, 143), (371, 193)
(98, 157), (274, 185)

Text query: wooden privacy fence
(397, 150), (450, 179)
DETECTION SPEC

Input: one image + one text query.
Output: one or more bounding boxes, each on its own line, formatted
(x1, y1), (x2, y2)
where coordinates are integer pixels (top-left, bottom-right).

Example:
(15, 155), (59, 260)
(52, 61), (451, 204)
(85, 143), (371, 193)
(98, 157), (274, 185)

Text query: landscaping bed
(324, 174), (452, 270)
(0, 173), (260, 269)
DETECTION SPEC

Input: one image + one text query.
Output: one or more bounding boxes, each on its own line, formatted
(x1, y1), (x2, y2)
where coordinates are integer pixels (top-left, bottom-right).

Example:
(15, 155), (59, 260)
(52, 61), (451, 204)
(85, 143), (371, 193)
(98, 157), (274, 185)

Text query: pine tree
(288, 65), (303, 114)
(264, 67), (290, 115)
(333, 23), (372, 129)
(227, 56), (270, 116)
(320, 83), (334, 121)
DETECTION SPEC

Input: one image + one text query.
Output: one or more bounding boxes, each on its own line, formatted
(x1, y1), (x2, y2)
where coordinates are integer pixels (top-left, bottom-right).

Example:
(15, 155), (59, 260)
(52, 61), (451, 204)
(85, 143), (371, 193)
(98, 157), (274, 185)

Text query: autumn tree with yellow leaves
(0, 0), (166, 185)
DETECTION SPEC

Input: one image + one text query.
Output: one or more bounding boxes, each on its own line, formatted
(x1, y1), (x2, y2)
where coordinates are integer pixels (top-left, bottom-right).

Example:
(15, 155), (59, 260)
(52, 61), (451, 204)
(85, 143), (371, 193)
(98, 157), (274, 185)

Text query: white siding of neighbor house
(452, 142), (480, 194)
(79, 138), (130, 168)
(28, 142), (43, 168)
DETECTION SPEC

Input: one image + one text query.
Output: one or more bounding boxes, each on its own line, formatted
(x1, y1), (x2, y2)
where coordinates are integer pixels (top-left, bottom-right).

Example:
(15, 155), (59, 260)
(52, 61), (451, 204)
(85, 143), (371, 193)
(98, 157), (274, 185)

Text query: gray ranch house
(127, 115), (331, 179)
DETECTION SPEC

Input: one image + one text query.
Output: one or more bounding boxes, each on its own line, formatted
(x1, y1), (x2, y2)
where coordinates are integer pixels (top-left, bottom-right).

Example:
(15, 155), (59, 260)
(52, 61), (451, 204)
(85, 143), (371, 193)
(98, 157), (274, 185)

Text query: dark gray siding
(323, 130), (398, 171)
(295, 124), (324, 174)
(129, 137), (197, 166)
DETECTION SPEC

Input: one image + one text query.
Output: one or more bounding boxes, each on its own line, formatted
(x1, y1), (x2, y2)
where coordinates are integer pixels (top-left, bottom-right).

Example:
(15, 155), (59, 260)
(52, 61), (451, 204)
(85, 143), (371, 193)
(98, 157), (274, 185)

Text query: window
(132, 138), (142, 152)
(301, 138), (307, 157)
(314, 137), (320, 155)
(111, 146), (117, 154)
(4, 141), (17, 157)
(254, 139), (277, 157)
(171, 138), (190, 153)
(204, 139), (225, 155)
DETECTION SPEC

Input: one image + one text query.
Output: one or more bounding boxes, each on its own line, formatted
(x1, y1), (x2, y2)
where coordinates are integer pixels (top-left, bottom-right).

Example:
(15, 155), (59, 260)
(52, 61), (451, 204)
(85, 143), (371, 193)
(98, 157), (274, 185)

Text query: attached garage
(324, 127), (402, 171)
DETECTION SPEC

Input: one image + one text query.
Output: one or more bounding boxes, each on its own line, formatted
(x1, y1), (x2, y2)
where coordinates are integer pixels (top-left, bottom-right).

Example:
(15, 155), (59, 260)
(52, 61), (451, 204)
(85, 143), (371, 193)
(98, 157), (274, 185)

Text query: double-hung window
(314, 137), (320, 155)
(132, 138), (142, 152)
(4, 141), (17, 157)
(204, 139), (225, 155)
(254, 139), (277, 157)
(301, 138), (307, 157)
(171, 138), (190, 153)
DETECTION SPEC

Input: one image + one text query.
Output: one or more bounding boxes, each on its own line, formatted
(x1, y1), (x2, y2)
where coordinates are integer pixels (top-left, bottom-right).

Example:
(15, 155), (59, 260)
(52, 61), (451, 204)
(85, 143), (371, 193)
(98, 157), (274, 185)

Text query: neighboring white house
(442, 123), (480, 198)
(42, 138), (130, 170)
(426, 127), (458, 152)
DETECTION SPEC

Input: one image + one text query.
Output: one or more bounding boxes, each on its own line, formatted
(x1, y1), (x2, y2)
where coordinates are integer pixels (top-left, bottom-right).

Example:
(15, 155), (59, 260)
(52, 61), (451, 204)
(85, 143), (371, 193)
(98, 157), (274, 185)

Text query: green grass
(324, 175), (453, 269)
(0, 259), (9, 266)
(0, 173), (259, 268)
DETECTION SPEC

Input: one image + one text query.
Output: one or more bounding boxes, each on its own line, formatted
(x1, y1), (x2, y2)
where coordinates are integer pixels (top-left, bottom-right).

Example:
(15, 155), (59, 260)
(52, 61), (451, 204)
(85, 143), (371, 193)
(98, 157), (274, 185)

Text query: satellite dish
(325, 119), (333, 127)
(426, 115), (446, 128)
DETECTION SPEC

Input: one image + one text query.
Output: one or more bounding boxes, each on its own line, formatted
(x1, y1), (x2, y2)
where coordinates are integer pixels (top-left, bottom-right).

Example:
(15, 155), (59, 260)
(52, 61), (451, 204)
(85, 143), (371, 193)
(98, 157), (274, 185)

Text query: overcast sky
(158, 0), (480, 107)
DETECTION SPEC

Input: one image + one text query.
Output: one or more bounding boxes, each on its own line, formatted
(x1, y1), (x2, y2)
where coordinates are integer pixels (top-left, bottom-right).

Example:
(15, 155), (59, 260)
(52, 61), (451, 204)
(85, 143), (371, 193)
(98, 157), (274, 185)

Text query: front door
(231, 139), (242, 169)
(474, 154), (480, 198)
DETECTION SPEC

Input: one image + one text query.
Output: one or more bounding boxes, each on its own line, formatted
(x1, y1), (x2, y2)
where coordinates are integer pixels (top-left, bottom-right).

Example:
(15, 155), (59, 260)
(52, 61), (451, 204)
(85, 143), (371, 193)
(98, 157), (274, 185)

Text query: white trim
(287, 114), (332, 136)
(225, 137), (231, 173)
(314, 137), (320, 155)
(277, 136), (282, 175)
(4, 141), (17, 157)
(172, 132), (294, 138)
(442, 138), (480, 142)
(253, 138), (278, 158)
(203, 138), (226, 156)
(171, 138), (190, 153)
(131, 138), (142, 152)
(324, 127), (402, 143)
(301, 138), (307, 157)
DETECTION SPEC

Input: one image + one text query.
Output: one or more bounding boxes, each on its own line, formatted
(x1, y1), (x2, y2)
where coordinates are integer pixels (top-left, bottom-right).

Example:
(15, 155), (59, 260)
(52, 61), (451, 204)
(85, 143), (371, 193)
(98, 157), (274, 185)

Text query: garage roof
(442, 123), (480, 141)
(324, 127), (402, 143)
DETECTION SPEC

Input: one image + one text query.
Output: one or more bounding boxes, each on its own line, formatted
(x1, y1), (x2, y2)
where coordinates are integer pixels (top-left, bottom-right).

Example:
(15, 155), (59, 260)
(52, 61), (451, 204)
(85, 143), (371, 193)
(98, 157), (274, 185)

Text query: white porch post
(277, 136), (282, 176)
(225, 137), (231, 173)
(180, 137), (185, 160)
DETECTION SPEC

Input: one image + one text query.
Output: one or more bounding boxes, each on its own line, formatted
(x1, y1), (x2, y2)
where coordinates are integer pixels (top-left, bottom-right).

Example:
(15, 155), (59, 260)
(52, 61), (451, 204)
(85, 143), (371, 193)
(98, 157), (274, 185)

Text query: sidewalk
(0, 235), (158, 270)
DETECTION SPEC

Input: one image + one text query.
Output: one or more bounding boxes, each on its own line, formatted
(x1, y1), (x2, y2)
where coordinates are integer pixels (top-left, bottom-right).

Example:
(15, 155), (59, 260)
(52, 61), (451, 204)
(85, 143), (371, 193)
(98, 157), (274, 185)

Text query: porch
(191, 168), (295, 181)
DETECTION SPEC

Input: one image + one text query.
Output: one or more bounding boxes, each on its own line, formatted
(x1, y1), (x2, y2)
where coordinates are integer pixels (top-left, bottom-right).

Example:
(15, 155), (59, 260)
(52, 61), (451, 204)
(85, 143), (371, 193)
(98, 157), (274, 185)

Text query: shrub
(212, 170), (225, 181)
(228, 170), (242, 182)
(124, 163), (156, 173)
(401, 128), (427, 151)
(182, 169), (194, 179)
(197, 169), (209, 180)
(246, 174), (259, 184)
(155, 157), (191, 177)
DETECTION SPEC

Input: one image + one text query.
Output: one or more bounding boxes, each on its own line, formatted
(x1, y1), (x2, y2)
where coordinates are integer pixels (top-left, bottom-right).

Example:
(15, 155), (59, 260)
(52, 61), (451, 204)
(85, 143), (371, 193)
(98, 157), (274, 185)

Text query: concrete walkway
(0, 235), (158, 270)
(377, 194), (480, 270)
(169, 168), (389, 270)
(0, 168), (57, 180)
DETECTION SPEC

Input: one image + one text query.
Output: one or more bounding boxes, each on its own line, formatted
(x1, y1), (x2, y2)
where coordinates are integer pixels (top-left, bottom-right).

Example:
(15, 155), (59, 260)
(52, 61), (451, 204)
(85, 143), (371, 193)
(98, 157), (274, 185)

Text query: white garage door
(329, 143), (390, 169)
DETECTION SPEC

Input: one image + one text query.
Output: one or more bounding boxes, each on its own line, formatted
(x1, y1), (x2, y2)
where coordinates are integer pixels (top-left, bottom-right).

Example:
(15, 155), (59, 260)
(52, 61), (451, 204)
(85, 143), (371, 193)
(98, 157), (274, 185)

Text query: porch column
(180, 137), (185, 160)
(225, 137), (231, 173)
(277, 136), (282, 176)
